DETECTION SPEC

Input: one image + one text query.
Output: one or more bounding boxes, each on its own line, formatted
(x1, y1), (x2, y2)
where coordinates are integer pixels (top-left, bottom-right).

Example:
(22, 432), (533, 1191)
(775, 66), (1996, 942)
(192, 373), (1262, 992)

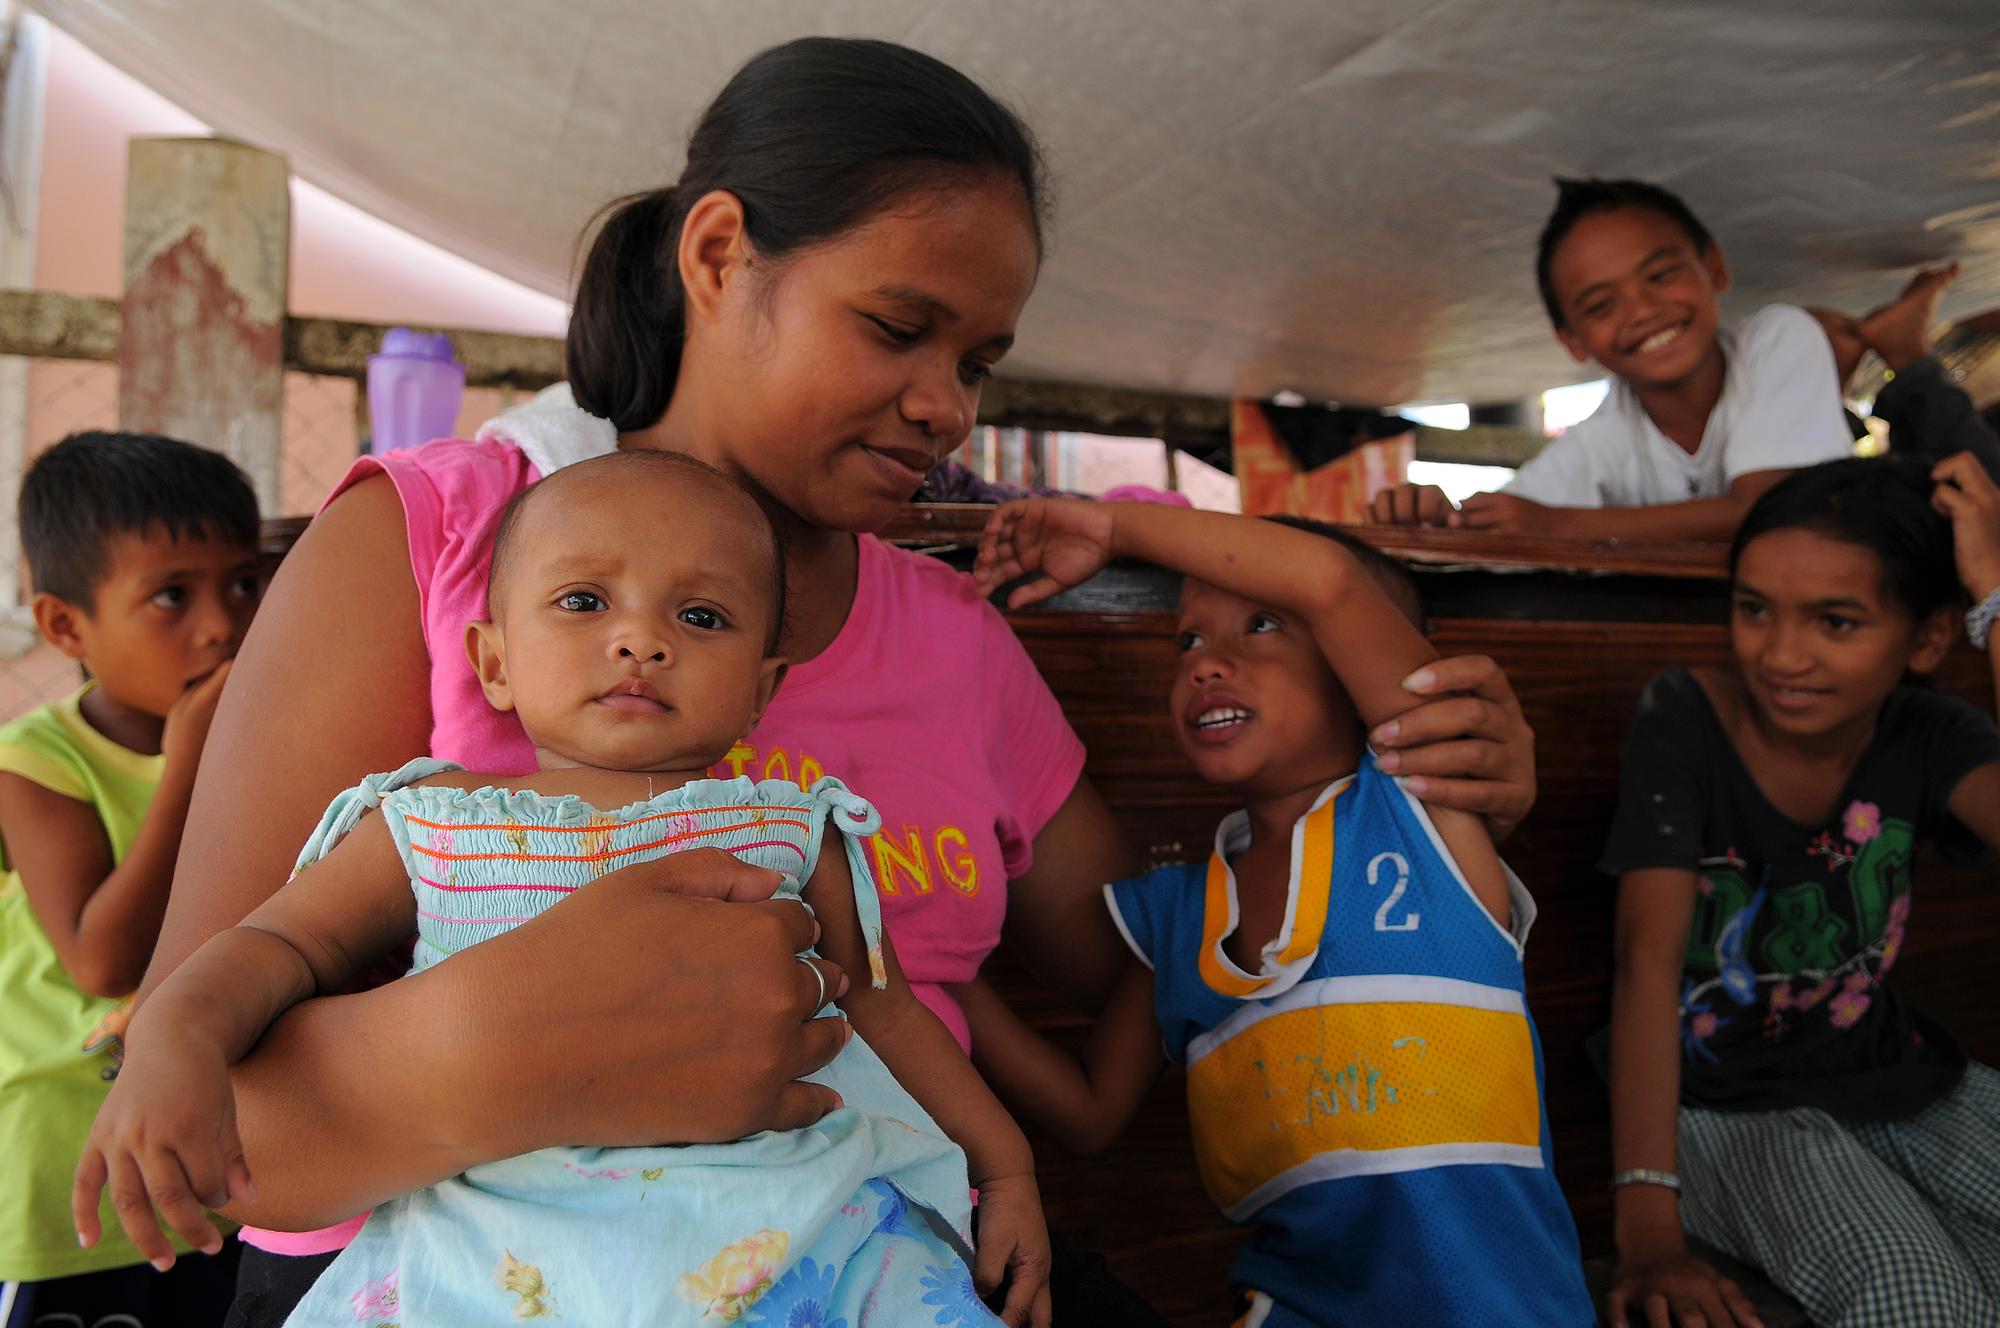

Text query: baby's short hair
(1261, 515), (1426, 632)
(19, 431), (259, 610)
(486, 450), (789, 651)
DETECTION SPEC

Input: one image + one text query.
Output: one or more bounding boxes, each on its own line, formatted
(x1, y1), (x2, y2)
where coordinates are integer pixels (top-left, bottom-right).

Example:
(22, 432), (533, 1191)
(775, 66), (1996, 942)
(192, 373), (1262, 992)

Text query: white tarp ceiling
(25, 0), (2000, 406)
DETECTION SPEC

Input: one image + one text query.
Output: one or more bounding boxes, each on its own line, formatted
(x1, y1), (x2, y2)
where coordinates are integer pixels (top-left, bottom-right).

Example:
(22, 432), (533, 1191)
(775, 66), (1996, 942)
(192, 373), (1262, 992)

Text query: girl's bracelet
(1609, 1168), (1680, 1193)
(1967, 585), (2000, 652)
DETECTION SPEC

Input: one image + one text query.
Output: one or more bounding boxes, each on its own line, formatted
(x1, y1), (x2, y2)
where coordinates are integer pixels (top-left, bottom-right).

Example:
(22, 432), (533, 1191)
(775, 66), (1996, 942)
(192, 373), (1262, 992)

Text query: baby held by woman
(77, 450), (1051, 1327)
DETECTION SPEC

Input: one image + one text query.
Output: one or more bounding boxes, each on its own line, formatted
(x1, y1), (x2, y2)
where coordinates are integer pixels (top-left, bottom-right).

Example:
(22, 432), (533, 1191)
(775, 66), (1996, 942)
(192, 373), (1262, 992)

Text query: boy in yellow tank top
(0, 432), (259, 1326)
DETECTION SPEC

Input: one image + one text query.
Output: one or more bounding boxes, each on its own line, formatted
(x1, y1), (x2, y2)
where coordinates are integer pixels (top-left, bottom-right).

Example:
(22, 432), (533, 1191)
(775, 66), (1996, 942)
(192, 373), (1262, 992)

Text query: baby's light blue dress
(283, 760), (1001, 1327)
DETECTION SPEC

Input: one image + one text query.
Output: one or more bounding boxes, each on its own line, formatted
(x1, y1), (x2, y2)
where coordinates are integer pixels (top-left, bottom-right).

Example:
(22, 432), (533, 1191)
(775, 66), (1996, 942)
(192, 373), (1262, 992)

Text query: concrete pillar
(0, 7), (46, 653)
(118, 137), (289, 511)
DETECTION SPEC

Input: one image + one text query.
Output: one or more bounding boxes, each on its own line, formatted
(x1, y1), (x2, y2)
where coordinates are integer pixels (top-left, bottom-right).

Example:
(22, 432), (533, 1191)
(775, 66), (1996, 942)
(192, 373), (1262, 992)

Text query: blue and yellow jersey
(1107, 753), (1592, 1327)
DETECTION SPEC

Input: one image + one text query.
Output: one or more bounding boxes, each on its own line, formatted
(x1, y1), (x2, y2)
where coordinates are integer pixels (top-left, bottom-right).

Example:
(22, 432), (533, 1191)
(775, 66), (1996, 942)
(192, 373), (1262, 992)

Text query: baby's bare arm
(152, 812), (417, 1059)
(802, 839), (1036, 1186)
(75, 813), (417, 1263)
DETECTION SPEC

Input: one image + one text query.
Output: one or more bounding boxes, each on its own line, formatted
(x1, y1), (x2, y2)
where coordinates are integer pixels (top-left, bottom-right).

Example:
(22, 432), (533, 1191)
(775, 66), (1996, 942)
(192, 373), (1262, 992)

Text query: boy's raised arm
(979, 501), (1436, 733)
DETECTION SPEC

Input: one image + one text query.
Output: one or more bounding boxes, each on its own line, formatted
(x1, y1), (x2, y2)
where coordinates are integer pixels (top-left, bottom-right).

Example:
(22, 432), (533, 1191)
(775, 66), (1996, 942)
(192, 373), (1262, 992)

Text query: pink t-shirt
(250, 424), (1084, 1253)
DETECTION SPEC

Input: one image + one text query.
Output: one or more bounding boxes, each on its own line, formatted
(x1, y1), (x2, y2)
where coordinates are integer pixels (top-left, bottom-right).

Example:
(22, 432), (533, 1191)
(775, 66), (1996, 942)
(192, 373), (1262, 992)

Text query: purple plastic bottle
(366, 327), (465, 453)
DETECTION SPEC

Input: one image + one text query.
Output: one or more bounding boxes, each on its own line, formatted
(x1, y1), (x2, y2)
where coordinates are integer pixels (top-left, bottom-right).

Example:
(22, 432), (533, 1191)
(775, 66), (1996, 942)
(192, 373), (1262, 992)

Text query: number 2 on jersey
(1370, 851), (1420, 932)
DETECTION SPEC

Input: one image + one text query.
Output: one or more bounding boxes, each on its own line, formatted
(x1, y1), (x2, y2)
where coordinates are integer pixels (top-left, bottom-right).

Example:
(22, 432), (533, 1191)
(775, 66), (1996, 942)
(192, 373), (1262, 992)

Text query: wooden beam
(1412, 421), (1548, 467)
(0, 285), (1550, 468)
(977, 377), (1231, 449)
(283, 315), (563, 390)
(119, 137), (289, 509)
(0, 288), (117, 361)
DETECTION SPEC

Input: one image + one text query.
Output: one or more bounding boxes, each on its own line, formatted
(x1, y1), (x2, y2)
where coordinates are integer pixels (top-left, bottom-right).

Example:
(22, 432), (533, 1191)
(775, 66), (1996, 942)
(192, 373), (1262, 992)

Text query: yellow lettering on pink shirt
(871, 825), (935, 897)
(935, 826), (978, 897)
(761, 749), (792, 785)
(720, 742), (756, 779)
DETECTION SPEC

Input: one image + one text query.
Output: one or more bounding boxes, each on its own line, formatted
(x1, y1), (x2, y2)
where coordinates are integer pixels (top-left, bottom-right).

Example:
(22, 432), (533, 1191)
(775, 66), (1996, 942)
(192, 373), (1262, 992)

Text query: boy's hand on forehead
(974, 499), (1117, 609)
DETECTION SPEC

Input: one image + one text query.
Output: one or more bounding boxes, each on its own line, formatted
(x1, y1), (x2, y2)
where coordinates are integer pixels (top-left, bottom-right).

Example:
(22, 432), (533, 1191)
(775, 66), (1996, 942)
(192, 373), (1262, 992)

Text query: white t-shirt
(1505, 304), (1856, 509)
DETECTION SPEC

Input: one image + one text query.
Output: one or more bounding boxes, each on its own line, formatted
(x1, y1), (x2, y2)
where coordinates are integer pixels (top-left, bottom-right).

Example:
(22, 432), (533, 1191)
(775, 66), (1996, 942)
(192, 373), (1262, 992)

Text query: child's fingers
(1719, 1277), (1763, 1328)
(103, 1149), (177, 1271)
(71, 1146), (108, 1247)
(971, 1228), (1007, 1296)
(1934, 451), (2000, 506)
(1004, 576), (1065, 611)
(995, 1248), (1048, 1328)
(142, 1144), (226, 1255)
(1932, 481), (1971, 520)
(225, 1152), (258, 1206)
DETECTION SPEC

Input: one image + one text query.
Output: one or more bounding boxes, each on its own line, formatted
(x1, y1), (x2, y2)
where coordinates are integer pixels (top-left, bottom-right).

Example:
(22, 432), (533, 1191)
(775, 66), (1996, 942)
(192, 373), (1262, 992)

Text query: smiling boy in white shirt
(1373, 178), (1855, 542)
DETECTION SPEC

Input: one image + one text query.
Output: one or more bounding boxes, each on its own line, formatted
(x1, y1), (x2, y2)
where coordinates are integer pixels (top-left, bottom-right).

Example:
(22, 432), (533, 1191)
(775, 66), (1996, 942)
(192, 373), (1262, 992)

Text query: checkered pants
(1678, 1061), (2000, 1328)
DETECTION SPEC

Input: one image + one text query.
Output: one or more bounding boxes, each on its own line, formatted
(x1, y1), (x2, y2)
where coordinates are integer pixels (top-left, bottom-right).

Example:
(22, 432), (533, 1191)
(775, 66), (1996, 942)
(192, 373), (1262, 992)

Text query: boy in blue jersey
(957, 500), (1593, 1327)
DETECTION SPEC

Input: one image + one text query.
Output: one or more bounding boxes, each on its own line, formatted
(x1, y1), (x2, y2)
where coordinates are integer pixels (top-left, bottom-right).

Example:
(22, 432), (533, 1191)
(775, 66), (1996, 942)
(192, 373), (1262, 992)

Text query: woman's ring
(799, 955), (828, 1011)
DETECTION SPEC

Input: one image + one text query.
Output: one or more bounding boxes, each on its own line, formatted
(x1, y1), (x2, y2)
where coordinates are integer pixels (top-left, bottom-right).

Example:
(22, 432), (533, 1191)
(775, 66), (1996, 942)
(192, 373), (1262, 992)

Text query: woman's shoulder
(862, 536), (1014, 638)
(366, 435), (537, 495)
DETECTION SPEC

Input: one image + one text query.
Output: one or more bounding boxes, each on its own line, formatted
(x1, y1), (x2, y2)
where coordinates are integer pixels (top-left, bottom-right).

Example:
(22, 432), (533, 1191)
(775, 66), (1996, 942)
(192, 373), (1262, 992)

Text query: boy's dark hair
(1262, 515), (1427, 633)
(1731, 456), (1961, 620)
(487, 450), (789, 652)
(568, 36), (1050, 435)
(18, 431), (259, 610)
(1535, 177), (1716, 327)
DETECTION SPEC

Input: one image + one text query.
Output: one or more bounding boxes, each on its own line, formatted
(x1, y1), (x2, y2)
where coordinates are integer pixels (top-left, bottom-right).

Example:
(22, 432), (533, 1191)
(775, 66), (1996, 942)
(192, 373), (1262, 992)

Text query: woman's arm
(147, 477), (850, 1231)
(1001, 775), (1139, 1011)
(140, 476), (430, 991)
(953, 963), (1164, 1156)
(1605, 868), (1760, 1328)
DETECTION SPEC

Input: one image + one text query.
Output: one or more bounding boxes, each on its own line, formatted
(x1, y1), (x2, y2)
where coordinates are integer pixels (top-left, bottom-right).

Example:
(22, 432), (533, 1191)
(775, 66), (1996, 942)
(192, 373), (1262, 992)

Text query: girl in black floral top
(1602, 453), (2000, 1328)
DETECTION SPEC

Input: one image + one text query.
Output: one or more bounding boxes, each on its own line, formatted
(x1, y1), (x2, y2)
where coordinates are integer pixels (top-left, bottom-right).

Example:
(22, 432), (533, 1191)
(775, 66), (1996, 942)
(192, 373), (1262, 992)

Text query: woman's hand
(1607, 1248), (1764, 1328)
(973, 1171), (1053, 1328)
(1371, 655), (1537, 840)
(1932, 450), (2000, 603)
(219, 847), (854, 1231)
(974, 499), (1117, 609)
(454, 847), (853, 1154)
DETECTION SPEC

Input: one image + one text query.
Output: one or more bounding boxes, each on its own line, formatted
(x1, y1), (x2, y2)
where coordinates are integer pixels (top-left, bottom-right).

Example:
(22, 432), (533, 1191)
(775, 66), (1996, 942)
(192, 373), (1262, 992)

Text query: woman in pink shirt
(144, 37), (1539, 1325)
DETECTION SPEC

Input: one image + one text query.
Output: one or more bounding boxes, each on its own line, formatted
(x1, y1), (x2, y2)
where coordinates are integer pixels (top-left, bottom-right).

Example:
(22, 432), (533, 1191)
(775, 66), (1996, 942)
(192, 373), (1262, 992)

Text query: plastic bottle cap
(375, 327), (458, 363)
